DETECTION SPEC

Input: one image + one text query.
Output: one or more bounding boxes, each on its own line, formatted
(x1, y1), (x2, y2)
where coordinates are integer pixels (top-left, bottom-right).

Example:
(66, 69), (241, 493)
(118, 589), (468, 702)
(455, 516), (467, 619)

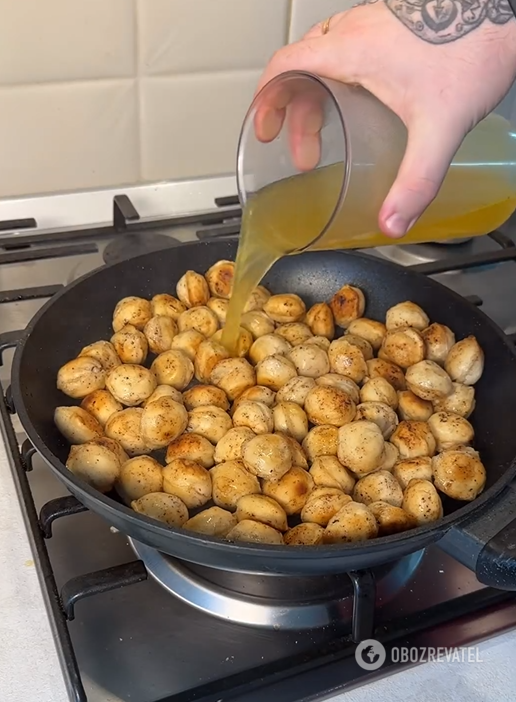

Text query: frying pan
(10, 239), (516, 587)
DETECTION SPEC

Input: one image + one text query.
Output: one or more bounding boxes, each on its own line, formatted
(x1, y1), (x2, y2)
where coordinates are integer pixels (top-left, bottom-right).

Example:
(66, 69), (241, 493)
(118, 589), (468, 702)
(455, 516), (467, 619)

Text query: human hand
(254, 1), (516, 237)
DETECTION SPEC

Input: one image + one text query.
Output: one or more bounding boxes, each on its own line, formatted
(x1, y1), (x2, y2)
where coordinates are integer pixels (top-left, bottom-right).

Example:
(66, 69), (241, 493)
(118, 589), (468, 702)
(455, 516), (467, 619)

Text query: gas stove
(2, 178), (516, 702)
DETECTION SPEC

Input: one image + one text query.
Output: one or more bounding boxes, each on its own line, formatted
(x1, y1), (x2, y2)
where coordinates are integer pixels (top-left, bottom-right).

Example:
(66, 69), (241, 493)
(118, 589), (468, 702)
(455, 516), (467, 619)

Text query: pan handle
(439, 480), (516, 590)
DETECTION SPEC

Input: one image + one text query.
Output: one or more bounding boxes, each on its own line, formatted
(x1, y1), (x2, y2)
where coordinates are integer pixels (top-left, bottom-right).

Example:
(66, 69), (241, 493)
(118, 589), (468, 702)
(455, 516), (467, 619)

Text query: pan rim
(11, 240), (516, 561)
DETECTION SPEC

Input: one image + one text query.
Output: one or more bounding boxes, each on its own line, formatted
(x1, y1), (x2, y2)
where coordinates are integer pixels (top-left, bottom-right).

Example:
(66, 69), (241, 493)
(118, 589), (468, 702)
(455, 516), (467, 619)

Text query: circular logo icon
(355, 639), (386, 671)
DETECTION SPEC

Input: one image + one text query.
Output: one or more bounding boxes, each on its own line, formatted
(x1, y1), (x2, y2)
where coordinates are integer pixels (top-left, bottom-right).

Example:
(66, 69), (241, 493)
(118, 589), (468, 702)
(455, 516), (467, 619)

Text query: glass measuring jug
(236, 71), (516, 252)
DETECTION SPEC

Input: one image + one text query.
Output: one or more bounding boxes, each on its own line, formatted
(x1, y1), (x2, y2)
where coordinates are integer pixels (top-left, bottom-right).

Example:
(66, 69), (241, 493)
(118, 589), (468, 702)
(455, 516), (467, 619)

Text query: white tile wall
(0, 0), (347, 198)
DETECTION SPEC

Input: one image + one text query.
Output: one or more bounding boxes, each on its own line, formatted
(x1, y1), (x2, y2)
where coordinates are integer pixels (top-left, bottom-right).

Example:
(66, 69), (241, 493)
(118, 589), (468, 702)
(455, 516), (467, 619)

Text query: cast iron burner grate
(103, 233), (181, 265)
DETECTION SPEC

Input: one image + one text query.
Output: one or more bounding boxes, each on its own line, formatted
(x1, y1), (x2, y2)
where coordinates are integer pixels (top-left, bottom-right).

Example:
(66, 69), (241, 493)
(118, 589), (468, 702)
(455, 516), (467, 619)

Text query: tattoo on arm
(356, 0), (514, 43)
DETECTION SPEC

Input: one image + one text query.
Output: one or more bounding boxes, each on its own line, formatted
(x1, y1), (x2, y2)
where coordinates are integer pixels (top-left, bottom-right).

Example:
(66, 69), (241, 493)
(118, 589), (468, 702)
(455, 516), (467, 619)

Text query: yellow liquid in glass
(222, 114), (516, 354)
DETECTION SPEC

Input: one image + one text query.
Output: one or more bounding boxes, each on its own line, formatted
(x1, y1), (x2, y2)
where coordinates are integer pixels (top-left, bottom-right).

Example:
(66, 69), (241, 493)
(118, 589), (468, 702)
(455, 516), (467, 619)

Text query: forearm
(358, 0), (515, 44)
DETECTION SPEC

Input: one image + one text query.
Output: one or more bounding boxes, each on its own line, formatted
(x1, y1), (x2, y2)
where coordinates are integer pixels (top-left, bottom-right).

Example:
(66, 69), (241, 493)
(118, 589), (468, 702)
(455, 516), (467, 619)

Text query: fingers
(379, 117), (464, 238)
(286, 92), (325, 170)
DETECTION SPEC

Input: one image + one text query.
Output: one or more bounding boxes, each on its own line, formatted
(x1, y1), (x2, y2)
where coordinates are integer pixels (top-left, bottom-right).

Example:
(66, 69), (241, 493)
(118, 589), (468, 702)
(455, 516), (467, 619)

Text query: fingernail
(385, 214), (417, 238)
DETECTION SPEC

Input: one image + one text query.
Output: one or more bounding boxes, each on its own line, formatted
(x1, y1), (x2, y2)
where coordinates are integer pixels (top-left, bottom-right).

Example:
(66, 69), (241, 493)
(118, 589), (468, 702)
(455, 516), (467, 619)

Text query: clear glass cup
(236, 71), (516, 250)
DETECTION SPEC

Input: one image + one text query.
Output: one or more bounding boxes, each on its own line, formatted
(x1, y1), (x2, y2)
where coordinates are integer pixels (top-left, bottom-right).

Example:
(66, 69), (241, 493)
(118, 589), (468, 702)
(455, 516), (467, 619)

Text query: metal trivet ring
(129, 539), (424, 630)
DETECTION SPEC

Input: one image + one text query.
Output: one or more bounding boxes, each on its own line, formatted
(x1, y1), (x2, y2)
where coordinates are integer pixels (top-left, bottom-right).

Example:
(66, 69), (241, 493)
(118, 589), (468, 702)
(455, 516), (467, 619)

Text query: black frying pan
(10, 239), (516, 586)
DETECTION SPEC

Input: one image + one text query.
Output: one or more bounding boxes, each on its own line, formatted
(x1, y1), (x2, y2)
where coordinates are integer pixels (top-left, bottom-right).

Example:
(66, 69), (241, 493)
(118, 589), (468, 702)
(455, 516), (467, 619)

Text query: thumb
(379, 118), (464, 238)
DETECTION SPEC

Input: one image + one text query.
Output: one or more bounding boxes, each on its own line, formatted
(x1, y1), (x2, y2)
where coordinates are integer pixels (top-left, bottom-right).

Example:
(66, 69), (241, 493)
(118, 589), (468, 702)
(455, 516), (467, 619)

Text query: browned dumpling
(249, 334), (291, 365)
(360, 377), (398, 409)
(304, 386), (356, 427)
(427, 411), (474, 451)
(328, 338), (367, 384)
(379, 328), (425, 369)
(432, 448), (486, 501)
(211, 327), (253, 358)
(81, 389), (122, 427)
(309, 456), (356, 494)
(366, 358), (406, 391)
(353, 470), (404, 507)
(444, 336), (484, 385)
(240, 310), (275, 339)
(243, 433), (292, 481)
(284, 523), (324, 546)
(55, 406), (104, 444)
(329, 285), (365, 329)
(178, 306), (219, 337)
(272, 402), (309, 442)
(275, 323), (314, 346)
(170, 330), (206, 361)
(276, 376), (316, 406)
(397, 390), (433, 422)
(166, 433), (215, 469)
(262, 466), (314, 515)
(176, 270), (210, 307)
(112, 296), (152, 332)
(186, 405), (233, 444)
(184, 507), (237, 537)
(79, 340), (121, 372)
(57, 356), (106, 399)
(232, 400), (274, 434)
(226, 520), (284, 545)
(422, 323), (455, 365)
(115, 456), (163, 504)
(143, 315), (178, 354)
(211, 460), (261, 511)
(301, 487), (352, 526)
(347, 318), (386, 351)
(105, 408), (147, 456)
(162, 458), (212, 509)
(256, 354), (298, 391)
(140, 397), (188, 450)
(214, 427), (255, 463)
(337, 420), (386, 477)
(151, 293), (187, 321)
(106, 364), (157, 406)
(393, 456), (433, 489)
(354, 402), (399, 439)
(205, 260), (235, 299)
(243, 286), (271, 313)
(183, 384), (229, 411)
(236, 494), (288, 532)
(390, 420), (436, 459)
(402, 479), (443, 525)
(210, 357), (256, 401)
(264, 294), (306, 323)
(143, 385), (183, 408)
(288, 344), (330, 378)
(151, 350), (194, 390)
(323, 502), (378, 543)
(66, 440), (123, 493)
(194, 340), (229, 383)
(305, 302), (335, 339)
(405, 360), (453, 402)
(110, 325), (148, 365)
(302, 425), (339, 463)
(385, 301), (429, 331)
(131, 493), (188, 527)
(207, 297), (229, 326)
(368, 501), (416, 536)
(341, 333), (374, 361)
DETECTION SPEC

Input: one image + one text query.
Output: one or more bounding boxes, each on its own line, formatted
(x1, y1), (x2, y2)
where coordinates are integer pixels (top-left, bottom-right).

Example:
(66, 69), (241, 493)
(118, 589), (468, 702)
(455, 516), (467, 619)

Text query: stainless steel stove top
(2, 190), (516, 702)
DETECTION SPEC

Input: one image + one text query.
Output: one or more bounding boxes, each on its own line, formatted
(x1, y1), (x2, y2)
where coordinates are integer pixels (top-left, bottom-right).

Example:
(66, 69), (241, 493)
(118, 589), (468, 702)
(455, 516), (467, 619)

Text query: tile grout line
(286, 0), (294, 44)
(134, 0), (143, 183)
